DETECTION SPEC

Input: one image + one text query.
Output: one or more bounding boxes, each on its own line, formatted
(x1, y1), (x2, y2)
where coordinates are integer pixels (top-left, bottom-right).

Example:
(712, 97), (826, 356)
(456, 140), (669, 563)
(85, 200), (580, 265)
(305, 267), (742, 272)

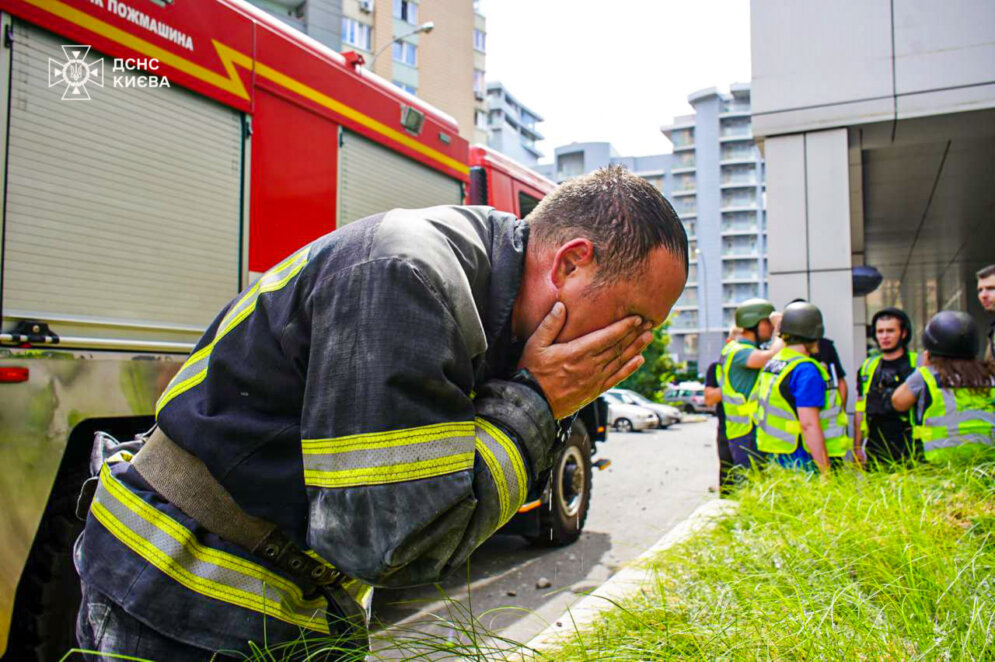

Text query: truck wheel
(4, 460), (87, 662)
(529, 419), (592, 547)
(684, 404), (696, 414)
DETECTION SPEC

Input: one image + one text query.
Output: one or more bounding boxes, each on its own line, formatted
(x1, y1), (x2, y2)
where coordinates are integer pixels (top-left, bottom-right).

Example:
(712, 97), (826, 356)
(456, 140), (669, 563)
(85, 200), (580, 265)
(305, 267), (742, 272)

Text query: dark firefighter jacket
(75, 206), (557, 654)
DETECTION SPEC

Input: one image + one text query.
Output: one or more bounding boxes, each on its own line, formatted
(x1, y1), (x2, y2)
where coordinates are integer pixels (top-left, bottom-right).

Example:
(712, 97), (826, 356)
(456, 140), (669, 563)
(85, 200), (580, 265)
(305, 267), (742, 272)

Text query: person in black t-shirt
(704, 327), (741, 495)
(788, 299), (848, 408)
(855, 308), (921, 464)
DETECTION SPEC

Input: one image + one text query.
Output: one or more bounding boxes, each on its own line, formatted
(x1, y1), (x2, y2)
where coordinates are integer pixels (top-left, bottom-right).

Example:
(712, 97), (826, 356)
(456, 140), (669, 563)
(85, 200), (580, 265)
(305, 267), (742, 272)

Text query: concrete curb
(519, 497), (739, 658)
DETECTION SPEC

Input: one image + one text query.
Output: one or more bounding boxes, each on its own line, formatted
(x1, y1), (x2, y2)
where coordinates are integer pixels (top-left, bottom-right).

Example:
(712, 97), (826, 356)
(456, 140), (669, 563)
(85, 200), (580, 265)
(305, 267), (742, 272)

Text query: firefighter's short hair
(526, 165), (688, 285)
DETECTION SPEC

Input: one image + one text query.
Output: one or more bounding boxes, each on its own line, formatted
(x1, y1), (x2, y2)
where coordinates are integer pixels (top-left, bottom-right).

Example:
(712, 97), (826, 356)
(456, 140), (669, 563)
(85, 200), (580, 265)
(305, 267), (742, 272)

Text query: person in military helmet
(714, 298), (785, 471)
(892, 310), (995, 462)
(752, 302), (852, 473)
(854, 307), (921, 466)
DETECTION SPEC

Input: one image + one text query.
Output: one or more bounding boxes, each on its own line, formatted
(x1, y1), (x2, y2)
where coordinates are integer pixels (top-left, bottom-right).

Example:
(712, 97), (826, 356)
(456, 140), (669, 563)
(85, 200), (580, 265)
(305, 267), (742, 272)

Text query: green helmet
(780, 302), (824, 341)
(735, 298), (775, 328)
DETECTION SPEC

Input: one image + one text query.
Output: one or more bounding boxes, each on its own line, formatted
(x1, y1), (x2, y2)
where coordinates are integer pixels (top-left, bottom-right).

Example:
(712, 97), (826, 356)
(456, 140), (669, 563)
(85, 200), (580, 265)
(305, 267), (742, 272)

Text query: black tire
(4, 417), (152, 662)
(614, 418), (634, 433)
(683, 404), (696, 414)
(529, 419), (593, 547)
(4, 461), (88, 662)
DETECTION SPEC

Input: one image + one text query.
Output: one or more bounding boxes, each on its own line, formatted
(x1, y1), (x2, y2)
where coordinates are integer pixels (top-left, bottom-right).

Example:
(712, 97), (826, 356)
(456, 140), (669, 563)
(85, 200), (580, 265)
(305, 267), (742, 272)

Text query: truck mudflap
(0, 348), (182, 659)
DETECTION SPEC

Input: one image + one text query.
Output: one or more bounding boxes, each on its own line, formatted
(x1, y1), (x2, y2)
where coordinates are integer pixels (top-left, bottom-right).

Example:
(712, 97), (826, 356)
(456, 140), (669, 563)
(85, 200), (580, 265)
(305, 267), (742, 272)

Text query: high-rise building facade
(661, 84), (767, 373)
(484, 82), (544, 168)
(537, 85), (766, 373)
(246, 0), (485, 143)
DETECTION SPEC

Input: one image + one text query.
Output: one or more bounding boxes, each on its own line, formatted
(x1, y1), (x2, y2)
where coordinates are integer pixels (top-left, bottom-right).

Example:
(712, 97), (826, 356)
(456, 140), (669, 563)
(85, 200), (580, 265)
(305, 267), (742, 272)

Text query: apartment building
(247, 0), (485, 142)
(661, 84), (767, 373)
(537, 85), (766, 372)
(485, 82), (544, 168)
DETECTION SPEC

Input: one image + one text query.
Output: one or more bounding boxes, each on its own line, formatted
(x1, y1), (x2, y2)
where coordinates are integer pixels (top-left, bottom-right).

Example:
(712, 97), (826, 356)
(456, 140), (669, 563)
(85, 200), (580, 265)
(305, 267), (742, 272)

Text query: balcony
(721, 200), (759, 213)
(671, 188), (696, 198)
(720, 179), (757, 189)
(722, 272), (761, 283)
(719, 132), (754, 143)
(721, 225), (759, 236)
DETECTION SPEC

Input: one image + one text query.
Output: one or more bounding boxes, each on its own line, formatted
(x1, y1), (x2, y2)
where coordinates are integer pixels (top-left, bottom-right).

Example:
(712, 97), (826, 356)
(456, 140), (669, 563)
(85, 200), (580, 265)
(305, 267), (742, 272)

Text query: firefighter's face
(551, 241), (686, 343)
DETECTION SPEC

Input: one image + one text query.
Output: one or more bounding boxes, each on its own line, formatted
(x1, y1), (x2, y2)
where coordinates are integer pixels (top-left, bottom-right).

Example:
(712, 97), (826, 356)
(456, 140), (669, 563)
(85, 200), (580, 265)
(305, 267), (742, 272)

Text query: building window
(473, 69), (485, 98)
(392, 80), (417, 95)
(473, 28), (486, 52)
(393, 41), (417, 66)
(393, 0), (418, 24)
(474, 110), (488, 129)
(341, 17), (371, 51)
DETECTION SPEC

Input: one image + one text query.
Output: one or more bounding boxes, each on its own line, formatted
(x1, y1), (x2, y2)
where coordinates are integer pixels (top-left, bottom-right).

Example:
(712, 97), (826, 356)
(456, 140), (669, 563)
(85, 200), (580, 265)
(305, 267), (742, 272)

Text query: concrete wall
(765, 129), (857, 406)
(751, 0), (995, 136)
(419, 0), (476, 141)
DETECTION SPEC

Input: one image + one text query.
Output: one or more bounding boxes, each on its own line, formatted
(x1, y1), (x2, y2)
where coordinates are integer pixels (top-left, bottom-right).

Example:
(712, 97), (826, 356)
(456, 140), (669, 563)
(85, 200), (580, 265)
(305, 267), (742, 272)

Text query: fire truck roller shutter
(338, 129), (463, 227)
(2, 20), (243, 347)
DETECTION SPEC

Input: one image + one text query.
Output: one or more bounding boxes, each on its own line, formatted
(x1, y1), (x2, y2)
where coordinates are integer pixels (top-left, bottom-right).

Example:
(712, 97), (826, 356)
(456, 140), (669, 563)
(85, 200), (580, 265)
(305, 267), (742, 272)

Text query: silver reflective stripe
(925, 434), (994, 452)
(302, 422), (475, 489)
(726, 413), (751, 424)
(475, 418), (528, 525)
(759, 418), (796, 443)
(765, 400), (796, 421)
(91, 466), (330, 632)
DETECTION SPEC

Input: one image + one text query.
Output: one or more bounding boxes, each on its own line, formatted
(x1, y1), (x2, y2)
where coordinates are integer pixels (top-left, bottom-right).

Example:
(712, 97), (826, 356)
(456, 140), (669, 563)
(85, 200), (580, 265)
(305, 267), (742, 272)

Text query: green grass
(549, 452), (995, 661)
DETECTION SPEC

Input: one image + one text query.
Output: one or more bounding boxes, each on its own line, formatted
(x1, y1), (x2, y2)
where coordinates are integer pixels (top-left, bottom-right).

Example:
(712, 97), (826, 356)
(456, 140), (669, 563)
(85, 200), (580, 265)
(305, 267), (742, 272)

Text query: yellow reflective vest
(716, 340), (759, 438)
(855, 351), (917, 435)
(912, 367), (995, 462)
(753, 347), (852, 457)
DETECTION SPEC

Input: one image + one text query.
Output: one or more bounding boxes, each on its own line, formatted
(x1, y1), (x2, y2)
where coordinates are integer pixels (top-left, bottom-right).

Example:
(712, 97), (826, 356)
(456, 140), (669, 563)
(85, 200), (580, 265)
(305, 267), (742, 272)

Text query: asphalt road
(371, 417), (719, 649)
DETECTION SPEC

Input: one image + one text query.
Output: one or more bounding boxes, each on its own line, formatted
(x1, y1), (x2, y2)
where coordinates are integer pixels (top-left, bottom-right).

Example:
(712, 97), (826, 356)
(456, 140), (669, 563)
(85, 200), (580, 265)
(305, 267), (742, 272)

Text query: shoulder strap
(132, 428), (342, 591)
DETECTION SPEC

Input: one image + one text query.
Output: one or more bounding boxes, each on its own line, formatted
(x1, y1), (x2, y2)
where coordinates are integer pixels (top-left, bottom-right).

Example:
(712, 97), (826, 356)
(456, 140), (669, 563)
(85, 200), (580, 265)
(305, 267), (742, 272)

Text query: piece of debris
(535, 577), (552, 589)
(708, 486), (717, 493)
(555, 621), (563, 628)
(567, 553), (577, 561)
(506, 589), (517, 597)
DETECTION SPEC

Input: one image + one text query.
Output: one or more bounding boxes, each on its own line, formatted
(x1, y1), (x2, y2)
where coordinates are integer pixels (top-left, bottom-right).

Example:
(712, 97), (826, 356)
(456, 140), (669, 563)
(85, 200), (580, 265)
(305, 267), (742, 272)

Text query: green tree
(617, 323), (677, 401)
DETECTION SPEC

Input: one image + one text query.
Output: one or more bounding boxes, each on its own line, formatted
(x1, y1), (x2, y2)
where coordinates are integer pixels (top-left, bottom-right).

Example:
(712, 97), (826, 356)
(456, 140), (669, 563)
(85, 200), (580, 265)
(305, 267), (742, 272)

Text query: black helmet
(870, 307), (912, 347)
(780, 302), (824, 341)
(922, 310), (979, 359)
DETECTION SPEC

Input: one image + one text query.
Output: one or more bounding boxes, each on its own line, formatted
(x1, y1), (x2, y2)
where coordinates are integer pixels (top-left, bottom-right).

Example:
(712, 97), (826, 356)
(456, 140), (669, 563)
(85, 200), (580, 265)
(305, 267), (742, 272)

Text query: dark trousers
(728, 429), (762, 468)
(865, 419), (922, 465)
(716, 430), (735, 495)
(77, 583), (234, 661)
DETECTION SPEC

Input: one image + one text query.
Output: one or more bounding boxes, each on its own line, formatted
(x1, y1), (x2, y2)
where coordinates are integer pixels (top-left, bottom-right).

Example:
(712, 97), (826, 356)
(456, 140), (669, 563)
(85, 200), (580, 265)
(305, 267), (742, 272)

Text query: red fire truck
(0, 2), (606, 658)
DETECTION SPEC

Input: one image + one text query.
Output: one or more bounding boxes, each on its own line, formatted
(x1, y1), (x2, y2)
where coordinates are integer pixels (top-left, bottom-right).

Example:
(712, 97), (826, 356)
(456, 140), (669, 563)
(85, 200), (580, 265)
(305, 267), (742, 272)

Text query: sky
(477, 0), (752, 162)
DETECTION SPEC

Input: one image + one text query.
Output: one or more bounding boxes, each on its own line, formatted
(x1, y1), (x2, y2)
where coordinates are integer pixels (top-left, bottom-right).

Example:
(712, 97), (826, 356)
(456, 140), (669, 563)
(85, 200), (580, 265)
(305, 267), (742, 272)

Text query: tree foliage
(616, 323), (677, 401)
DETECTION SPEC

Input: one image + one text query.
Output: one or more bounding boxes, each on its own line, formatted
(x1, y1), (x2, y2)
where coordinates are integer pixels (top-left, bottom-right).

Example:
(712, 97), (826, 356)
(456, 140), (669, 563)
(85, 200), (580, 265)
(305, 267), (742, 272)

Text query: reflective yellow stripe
(475, 436), (509, 522)
(302, 422), (476, 488)
(92, 465), (330, 633)
(304, 453), (474, 488)
(476, 418), (527, 506)
(302, 422), (475, 452)
(156, 246), (311, 415)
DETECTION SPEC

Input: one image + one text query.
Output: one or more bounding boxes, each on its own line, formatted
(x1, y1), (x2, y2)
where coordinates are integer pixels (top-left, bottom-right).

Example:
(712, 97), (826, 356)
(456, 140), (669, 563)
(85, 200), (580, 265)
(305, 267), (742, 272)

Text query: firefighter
(753, 302), (851, 473)
(891, 310), (995, 462)
(715, 298), (784, 470)
(854, 307), (920, 465)
(73, 166), (689, 660)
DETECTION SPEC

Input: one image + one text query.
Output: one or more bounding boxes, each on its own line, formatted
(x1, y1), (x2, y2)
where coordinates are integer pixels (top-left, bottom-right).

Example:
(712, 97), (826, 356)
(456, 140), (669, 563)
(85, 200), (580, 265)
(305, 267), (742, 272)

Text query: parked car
(607, 389), (682, 428)
(664, 382), (714, 414)
(602, 393), (659, 432)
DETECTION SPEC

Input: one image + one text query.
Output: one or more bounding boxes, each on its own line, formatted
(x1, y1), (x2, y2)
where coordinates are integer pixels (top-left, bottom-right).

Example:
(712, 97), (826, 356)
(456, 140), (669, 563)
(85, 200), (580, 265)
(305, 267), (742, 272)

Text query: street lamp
(695, 248), (709, 333)
(369, 21), (435, 68)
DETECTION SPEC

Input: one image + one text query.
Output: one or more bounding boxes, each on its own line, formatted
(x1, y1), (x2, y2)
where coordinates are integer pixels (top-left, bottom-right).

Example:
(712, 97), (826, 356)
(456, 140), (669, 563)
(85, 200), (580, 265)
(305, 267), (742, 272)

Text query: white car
(608, 388), (682, 428)
(602, 393), (659, 432)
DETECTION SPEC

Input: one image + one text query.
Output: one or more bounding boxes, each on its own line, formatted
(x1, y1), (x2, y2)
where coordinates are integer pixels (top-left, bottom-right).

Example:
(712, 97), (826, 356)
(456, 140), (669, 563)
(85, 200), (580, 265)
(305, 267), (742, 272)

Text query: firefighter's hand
(518, 302), (653, 419)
